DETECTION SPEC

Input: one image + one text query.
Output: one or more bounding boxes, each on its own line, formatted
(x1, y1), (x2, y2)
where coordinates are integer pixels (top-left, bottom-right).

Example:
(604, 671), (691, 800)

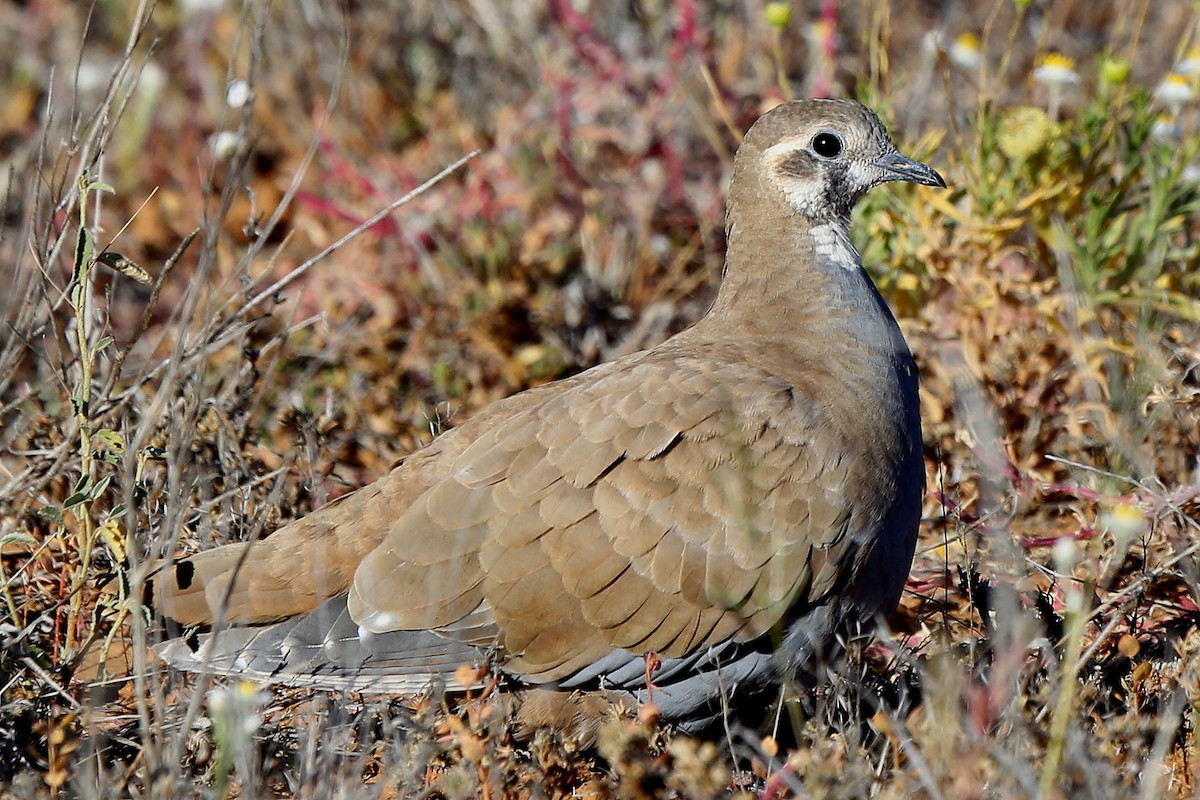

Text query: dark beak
(876, 151), (947, 188)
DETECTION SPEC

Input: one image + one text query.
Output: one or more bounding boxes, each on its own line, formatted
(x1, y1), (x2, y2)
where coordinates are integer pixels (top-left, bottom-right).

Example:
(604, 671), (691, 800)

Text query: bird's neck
(706, 214), (902, 357)
(695, 209), (919, 453)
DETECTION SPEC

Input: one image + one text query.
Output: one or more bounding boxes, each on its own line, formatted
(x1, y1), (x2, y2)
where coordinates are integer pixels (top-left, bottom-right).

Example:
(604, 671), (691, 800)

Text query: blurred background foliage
(3, 0), (1200, 796)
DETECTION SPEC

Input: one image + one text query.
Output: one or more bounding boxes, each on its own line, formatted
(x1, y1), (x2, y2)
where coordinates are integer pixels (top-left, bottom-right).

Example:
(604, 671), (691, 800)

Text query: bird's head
(731, 99), (945, 224)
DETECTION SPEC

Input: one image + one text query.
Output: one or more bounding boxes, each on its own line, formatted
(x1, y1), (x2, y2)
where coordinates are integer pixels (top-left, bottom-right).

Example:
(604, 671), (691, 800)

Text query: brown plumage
(152, 98), (945, 737)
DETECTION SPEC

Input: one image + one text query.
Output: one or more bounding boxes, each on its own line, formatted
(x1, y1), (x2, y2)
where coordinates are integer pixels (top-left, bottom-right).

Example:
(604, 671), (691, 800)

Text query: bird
(151, 98), (945, 742)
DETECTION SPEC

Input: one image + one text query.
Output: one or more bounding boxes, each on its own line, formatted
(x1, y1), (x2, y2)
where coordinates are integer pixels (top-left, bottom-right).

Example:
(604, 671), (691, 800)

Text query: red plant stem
(553, 78), (586, 196)
(293, 189), (401, 239)
(811, 0), (838, 98)
(548, 0), (624, 84)
(759, 761), (796, 800)
(670, 0), (697, 66)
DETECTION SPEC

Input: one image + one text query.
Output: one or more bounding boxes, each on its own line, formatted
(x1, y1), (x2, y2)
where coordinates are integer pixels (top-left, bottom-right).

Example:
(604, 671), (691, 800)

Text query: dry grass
(3, 0), (1200, 797)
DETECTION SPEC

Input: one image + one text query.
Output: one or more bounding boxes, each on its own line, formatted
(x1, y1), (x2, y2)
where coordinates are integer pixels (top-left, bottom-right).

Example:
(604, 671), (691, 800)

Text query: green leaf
(63, 475), (93, 508)
(70, 382), (89, 417)
(63, 492), (89, 509)
(89, 474), (112, 501)
(37, 505), (63, 523)
(93, 429), (125, 455)
(74, 226), (95, 286)
(0, 531), (38, 548)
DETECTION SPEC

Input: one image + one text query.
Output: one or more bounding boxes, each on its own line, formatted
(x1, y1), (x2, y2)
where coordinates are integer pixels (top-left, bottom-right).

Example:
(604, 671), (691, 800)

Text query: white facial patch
(762, 138), (810, 164)
(761, 139), (827, 218)
(845, 160), (884, 192)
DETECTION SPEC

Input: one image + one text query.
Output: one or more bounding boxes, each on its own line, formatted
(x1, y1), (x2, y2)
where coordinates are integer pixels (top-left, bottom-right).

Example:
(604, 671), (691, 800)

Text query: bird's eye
(811, 132), (843, 159)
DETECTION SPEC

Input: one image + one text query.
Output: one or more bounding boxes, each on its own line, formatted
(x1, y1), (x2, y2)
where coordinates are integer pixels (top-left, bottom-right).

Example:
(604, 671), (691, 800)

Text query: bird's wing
(346, 344), (866, 684)
(150, 443), (450, 626)
(150, 379), (584, 627)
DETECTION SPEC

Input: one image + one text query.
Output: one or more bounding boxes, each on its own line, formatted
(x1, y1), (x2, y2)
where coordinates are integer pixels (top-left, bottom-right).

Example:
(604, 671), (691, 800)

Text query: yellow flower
(1178, 46), (1200, 77)
(1155, 73), (1193, 108)
(1151, 113), (1181, 143)
(1033, 53), (1080, 88)
(1099, 501), (1146, 544)
(949, 32), (981, 69)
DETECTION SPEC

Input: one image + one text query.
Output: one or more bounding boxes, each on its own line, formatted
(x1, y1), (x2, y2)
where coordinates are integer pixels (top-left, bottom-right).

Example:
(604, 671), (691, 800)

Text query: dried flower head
(209, 130), (245, 160)
(225, 78), (253, 109)
(207, 681), (268, 744)
(921, 31), (943, 58)
(180, 0), (224, 14)
(137, 62), (166, 97)
(1051, 536), (1081, 575)
(997, 106), (1055, 161)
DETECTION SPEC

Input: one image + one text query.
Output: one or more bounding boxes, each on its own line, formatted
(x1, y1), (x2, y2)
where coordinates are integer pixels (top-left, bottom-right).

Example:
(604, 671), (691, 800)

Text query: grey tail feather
(156, 595), (489, 695)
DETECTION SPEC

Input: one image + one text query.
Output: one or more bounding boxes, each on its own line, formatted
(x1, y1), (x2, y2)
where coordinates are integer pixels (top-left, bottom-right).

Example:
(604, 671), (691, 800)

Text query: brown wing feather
(158, 339), (872, 683)
(150, 377), (587, 626)
(154, 479), (407, 625)
(343, 348), (867, 681)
